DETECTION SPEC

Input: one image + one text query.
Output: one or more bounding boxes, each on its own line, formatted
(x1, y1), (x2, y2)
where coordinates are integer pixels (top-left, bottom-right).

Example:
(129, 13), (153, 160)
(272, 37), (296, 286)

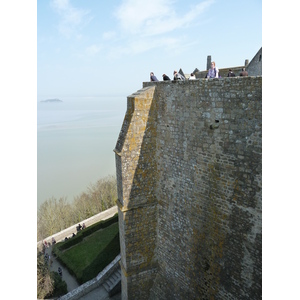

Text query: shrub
(53, 215), (120, 284)
(52, 213), (118, 252)
(48, 271), (68, 298)
(80, 232), (120, 283)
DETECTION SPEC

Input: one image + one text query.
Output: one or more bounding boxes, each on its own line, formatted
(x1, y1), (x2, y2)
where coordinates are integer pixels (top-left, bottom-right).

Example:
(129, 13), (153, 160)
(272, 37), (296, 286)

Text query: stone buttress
(114, 86), (158, 300)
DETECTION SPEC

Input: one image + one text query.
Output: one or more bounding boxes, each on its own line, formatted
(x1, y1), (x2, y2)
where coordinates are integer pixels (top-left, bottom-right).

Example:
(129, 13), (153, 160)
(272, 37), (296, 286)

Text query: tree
(37, 249), (67, 299)
(37, 250), (53, 299)
(72, 175), (117, 219)
(37, 175), (118, 241)
(37, 196), (72, 241)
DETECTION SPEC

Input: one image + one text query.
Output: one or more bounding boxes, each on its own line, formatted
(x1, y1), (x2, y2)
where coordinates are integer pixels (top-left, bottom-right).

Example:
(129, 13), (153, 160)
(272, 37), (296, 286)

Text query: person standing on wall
(150, 72), (159, 81)
(189, 73), (196, 80)
(173, 70), (185, 81)
(227, 69), (236, 77)
(239, 68), (248, 76)
(162, 74), (171, 81)
(206, 61), (219, 78)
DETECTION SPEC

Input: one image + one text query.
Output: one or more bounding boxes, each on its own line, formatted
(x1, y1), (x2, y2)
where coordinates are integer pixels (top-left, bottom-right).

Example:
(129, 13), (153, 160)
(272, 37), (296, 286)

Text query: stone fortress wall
(115, 75), (262, 299)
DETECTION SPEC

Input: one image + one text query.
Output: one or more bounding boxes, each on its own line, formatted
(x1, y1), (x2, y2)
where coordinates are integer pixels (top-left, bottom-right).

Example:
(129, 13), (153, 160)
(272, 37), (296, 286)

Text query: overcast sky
(37, 0), (262, 98)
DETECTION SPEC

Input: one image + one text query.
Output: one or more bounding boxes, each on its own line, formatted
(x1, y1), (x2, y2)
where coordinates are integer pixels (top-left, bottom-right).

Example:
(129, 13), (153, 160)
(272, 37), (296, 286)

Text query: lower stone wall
(58, 254), (121, 300)
(37, 205), (118, 249)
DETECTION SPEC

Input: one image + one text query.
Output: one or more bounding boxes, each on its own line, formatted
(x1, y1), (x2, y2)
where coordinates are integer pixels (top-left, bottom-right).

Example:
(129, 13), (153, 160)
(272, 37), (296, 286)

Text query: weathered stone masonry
(114, 76), (262, 300)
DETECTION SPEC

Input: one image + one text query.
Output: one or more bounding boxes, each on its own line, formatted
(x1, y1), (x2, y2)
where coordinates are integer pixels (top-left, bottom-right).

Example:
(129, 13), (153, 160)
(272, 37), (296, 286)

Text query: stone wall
(114, 87), (159, 300)
(246, 47), (262, 76)
(59, 254), (121, 300)
(37, 206), (118, 249)
(115, 77), (262, 299)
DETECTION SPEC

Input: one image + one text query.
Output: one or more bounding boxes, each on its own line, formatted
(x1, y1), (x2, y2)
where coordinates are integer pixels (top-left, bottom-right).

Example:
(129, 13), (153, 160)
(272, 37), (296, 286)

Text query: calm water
(37, 96), (127, 207)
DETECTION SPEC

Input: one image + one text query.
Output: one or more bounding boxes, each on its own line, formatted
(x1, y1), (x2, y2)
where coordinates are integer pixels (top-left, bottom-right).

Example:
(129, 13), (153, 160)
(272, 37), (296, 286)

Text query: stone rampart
(115, 77), (262, 299)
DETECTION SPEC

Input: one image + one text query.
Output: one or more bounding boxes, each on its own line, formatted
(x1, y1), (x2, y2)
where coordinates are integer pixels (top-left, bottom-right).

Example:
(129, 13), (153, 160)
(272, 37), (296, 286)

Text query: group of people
(41, 222), (88, 281)
(42, 246), (63, 278)
(43, 223), (87, 247)
(206, 62), (248, 78)
(150, 62), (248, 82)
(44, 252), (53, 266)
(76, 222), (86, 232)
(150, 71), (196, 82)
(42, 237), (56, 249)
(64, 223), (86, 241)
(227, 67), (248, 77)
(44, 250), (62, 277)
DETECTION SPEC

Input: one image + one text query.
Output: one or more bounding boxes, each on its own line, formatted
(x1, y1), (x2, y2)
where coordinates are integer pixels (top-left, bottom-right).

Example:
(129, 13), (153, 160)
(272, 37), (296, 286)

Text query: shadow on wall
(114, 85), (159, 299)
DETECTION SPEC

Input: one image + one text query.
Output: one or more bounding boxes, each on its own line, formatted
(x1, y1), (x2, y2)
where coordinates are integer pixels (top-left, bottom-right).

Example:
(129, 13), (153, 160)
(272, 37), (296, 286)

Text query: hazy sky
(37, 0), (262, 98)
(3, 1), (300, 298)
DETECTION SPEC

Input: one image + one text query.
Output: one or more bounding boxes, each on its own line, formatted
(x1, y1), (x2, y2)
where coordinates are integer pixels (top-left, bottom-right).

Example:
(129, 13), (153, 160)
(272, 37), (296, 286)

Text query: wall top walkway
(37, 205), (118, 249)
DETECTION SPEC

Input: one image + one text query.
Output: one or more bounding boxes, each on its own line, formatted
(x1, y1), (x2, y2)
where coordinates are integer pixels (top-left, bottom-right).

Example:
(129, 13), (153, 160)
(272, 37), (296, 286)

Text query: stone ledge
(117, 198), (156, 213)
(119, 258), (158, 278)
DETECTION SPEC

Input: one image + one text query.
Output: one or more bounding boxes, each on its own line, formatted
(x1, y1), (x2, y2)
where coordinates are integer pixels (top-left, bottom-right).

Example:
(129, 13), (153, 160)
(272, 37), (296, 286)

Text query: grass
(53, 215), (120, 284)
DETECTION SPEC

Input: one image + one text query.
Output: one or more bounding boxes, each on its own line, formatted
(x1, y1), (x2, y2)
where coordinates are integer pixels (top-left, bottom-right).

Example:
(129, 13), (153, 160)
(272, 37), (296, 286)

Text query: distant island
(40, 98), (63, 103)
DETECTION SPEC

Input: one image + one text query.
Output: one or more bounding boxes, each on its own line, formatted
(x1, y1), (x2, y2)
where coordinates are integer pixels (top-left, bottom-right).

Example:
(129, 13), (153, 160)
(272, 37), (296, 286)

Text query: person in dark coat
(239, 68), (248, 76)
(58, 267), (62, 277)
(150, 72), (159, 81)
(227, 69), (236, 77)
(76, 223), (82, 232)
(162, 74), (171, 81)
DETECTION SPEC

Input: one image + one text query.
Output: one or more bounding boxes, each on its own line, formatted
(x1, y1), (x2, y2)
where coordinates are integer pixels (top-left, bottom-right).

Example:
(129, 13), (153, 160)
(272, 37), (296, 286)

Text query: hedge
(53, 213), (118, 252)
(52, 214), (120, 284)
(80, 232), (120, 283)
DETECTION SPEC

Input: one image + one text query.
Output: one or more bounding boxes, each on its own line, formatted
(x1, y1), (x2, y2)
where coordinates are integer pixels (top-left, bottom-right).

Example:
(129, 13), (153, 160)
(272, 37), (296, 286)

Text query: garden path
(45, 245), (79, 292)
(42, 206), (121, 299)
(45, 244), (121, 299)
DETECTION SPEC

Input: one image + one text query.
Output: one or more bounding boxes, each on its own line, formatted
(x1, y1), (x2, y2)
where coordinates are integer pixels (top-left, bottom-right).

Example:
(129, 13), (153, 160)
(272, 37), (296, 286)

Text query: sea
(37, 95), (127, 208)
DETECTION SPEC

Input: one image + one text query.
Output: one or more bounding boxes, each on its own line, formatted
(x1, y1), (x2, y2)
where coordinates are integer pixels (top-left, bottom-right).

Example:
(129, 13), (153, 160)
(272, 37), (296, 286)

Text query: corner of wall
(114, 85), (159, 299)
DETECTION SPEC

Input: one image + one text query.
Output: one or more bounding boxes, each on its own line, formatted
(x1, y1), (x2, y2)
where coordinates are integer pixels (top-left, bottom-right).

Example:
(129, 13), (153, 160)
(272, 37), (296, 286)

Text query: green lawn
(54, 220), (120, 284)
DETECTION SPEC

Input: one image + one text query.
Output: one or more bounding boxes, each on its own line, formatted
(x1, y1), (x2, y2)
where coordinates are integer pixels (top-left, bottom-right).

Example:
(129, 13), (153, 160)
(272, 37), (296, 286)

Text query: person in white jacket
(189, 73), (196, 80)
(173, 70), (185, 81)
